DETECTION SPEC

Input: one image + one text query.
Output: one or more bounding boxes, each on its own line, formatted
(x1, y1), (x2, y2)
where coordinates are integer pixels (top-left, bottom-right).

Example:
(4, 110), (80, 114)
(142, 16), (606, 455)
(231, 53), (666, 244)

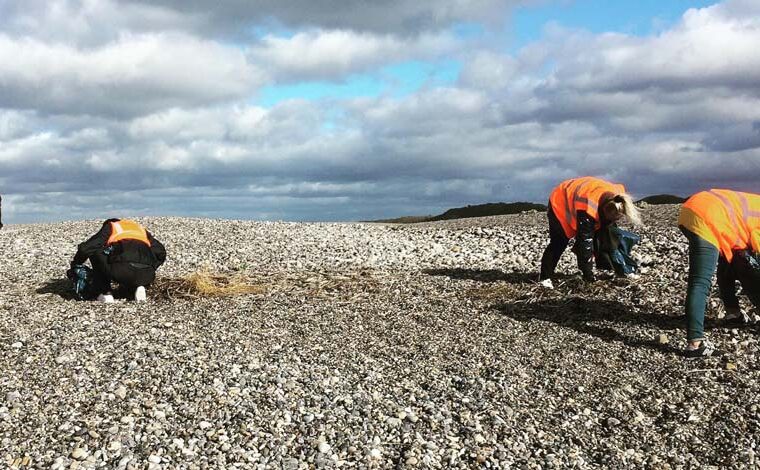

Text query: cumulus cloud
(0, 32), (263, 118)
(249, 30), (459, 82)
(120, 0), (523, 36)
(0, 0), (197, 46)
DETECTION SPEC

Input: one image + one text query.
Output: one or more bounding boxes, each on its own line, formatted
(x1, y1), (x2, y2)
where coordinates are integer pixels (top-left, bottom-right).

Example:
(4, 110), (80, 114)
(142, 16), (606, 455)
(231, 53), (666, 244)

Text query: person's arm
(147, 231), (166, 267)
(575, 210), (596, 281)
(71, 220), (115, 266)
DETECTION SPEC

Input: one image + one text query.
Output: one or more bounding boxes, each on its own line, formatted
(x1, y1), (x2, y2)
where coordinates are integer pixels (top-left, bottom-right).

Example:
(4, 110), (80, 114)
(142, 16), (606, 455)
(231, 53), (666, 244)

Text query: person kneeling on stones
(539, 176), (642, 288)
(678, 189), (760, 358)
(70, 218), (166, 302)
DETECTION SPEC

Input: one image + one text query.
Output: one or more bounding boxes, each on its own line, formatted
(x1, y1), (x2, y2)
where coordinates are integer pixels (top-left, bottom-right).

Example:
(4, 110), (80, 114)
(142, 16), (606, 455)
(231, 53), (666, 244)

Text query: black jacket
(72, 219), (166, 268)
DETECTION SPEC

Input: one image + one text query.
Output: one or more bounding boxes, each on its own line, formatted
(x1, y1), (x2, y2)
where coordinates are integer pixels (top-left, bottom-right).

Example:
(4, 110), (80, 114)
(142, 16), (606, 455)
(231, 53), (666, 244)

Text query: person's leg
(732, 251), (760, 310)
(717, 255), (740, 314)
(540, 206), (570, 280)
(110, 262), (156, 296)
(88, 251), (113, 295)
(680, 226), (720, 345)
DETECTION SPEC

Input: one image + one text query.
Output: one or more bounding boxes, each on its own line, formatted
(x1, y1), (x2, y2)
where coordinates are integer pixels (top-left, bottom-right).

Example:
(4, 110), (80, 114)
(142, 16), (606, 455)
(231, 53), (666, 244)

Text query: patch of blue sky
(382, 60), (461, 96)
(512, 0), (719, 50)
(258, 76), (383, 107)
(258, 60), (462, 107)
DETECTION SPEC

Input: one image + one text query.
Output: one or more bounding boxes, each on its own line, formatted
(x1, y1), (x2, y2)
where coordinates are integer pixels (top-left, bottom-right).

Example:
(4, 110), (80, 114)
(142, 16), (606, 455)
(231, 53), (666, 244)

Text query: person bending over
(539, 176), (642, 288)
(71, 218), (166, 302)
(678, 190), (760, 358)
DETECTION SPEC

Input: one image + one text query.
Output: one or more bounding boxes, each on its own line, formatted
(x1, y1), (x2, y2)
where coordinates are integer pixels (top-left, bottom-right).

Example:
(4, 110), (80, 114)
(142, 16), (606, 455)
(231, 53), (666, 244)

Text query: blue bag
(594, 225), (641, 276)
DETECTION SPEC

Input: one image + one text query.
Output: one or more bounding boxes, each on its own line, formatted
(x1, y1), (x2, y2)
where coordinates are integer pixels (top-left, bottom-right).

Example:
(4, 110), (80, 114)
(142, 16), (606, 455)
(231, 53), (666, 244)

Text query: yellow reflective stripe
(576, 196), (598, 213)
(708, 190), (742, 246)
(738, 193), (760, 219)
(565, 179), (589, 228)
(564, 179), (577, 228)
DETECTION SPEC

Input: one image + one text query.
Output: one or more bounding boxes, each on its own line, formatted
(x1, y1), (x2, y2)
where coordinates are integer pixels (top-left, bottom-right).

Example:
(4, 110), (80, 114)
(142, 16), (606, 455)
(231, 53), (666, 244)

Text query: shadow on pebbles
(0, 206), (759, 468)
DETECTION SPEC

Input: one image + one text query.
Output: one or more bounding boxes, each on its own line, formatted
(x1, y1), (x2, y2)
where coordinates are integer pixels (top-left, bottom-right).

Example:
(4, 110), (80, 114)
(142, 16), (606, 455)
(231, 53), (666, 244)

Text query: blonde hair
(601, 192), (642, 226)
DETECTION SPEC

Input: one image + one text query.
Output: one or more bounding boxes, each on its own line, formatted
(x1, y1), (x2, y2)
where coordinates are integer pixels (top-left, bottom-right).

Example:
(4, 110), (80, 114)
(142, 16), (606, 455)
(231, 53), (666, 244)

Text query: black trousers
(90, 252), (156, 294)
(718, 250), (760, 310)
(540, 206), (570, 280)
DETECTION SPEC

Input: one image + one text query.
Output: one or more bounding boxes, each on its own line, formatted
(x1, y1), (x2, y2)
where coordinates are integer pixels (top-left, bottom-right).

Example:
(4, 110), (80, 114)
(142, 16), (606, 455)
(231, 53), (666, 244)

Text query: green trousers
(680, 227), (719, 341)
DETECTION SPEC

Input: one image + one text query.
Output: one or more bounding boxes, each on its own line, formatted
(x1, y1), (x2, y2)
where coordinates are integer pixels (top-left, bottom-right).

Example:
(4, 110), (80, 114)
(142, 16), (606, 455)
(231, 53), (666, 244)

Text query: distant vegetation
(637, 194), (687, 205)
(428, 202), (547, 221)
(364, 215), (434, 224)
(367, 195), (687, 224)
(364, 202), (546, 224)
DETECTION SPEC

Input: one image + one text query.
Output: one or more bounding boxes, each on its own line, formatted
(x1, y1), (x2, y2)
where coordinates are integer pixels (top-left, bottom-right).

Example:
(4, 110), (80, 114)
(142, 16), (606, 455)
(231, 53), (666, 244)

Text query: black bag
(66, 264), (99, 300)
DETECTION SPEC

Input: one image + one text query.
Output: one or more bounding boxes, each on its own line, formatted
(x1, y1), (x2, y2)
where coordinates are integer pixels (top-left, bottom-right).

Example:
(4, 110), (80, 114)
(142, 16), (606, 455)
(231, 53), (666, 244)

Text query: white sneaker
(134, 286), (147, 302)
(97, 293), (115, 303)
(539, 279), (554, 289)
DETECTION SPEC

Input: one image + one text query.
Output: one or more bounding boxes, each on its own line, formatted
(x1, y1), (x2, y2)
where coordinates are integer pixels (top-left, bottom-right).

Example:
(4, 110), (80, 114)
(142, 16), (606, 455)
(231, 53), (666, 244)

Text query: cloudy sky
(1, 0), (759, 223)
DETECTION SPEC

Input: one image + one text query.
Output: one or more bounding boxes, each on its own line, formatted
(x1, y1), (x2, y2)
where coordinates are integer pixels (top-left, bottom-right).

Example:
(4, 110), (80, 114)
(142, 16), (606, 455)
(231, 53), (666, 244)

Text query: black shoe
(683, 339), (722, 358)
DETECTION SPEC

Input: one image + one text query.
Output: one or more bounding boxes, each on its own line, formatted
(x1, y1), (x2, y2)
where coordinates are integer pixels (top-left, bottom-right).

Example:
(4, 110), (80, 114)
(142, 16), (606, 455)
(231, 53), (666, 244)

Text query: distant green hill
(366, 194), (686, 224)
(637, 194), (686, 204)
(364, 201), (546, 224)
(364, 215), (434, 224)
(428, 202), (546, 221)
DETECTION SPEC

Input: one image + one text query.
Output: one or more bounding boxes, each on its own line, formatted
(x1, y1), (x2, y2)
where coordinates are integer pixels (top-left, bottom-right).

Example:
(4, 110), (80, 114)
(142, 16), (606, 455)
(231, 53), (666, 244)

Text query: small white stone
(370, 448), (382, 459)
(71, 448), (87, 460)
(387, 417), (402, 427)
(114, 386), (127, 400)
(120, 416), (134, 425)
(318, 442), (331, 453)
(148, 454), (161, 464)
(11, 342), (22, 349)
(108, 441), (122, 452)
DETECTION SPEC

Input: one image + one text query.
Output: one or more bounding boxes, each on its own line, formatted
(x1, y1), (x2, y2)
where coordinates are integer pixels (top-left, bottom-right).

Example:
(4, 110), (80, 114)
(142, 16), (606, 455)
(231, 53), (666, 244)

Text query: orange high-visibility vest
(680, 190), (760, 262)
(106, 219), (151, 247)
(549, 176), (626, 238)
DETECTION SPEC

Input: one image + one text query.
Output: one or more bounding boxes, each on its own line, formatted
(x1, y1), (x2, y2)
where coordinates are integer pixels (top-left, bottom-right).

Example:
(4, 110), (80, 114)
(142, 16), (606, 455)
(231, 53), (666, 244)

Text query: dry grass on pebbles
(1, 206), (760, 469)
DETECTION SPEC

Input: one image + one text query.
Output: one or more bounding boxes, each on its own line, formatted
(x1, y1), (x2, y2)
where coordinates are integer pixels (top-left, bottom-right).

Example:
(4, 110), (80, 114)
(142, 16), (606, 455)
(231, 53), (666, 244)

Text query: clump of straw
(156, 269), (268, 299)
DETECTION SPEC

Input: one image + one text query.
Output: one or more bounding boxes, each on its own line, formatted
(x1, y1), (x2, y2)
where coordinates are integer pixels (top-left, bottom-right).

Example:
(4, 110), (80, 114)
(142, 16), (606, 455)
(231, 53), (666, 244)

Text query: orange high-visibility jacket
(106, 219), (151, 247)
(679, 190), (760, 262)
(549, 176), (626, 238)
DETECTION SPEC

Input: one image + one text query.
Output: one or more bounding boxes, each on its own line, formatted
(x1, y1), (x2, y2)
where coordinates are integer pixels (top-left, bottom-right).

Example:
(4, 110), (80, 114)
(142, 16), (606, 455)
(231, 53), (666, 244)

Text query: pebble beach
(1, 204), (759, 469)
